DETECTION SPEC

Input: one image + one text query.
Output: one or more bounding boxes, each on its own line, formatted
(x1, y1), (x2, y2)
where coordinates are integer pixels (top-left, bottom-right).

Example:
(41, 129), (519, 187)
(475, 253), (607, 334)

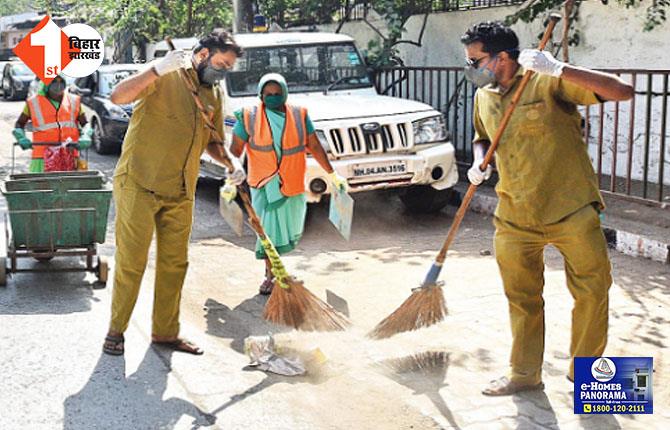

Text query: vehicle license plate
(351, 161), (407, 177)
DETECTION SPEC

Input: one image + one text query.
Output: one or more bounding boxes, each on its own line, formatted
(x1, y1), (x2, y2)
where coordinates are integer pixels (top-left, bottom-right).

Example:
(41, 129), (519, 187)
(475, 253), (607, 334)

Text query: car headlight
(106, 104), (128, 119)
(413, 115), (447, 144)
(13, 80), (24, 89)
(316, 130), (330, 153)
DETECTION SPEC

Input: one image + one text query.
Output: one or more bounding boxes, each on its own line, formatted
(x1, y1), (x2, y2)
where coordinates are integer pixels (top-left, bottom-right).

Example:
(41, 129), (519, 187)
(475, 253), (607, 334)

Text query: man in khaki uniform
(461, 22), (634, 395)
(103, 31), (245, 356)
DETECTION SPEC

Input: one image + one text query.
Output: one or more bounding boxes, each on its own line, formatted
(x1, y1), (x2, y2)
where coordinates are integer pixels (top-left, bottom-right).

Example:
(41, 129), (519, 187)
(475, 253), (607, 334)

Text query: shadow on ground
(0, 259), (101, 315)
(203, 296), (289, 354)
(63, 348), (215, 430)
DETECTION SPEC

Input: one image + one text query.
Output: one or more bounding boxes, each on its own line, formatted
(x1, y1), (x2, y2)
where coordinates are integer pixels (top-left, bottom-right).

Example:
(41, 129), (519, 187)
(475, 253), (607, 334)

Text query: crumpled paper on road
(244, 335), (306, 376)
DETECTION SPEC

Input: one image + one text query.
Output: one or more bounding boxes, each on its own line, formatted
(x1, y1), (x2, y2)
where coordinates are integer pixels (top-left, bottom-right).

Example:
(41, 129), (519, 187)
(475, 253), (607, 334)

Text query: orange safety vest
(243, 104), (308, 196)
(26, 93), (81, 159)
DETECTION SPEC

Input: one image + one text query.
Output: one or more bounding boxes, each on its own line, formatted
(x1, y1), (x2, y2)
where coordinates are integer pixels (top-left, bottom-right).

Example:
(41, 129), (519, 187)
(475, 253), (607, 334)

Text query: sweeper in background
(12, 75), (93, 172)
(461, 21), (634, 396)
(228, 73), (348, 295)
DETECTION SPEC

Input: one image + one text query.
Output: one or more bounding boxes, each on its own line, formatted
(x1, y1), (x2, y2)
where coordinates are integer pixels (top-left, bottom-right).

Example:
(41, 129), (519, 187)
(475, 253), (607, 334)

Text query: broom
(368, 14), (562, 339)
(166, 38), (349, 332)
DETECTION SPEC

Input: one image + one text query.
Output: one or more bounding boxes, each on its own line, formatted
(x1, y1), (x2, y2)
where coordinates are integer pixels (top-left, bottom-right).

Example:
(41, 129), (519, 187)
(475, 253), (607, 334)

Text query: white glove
(153, 50), (191, 76)
(467, 159), (492, 186)
(330, 171), (348, 191)
(227, 157), (246, 186)
(518, 49), (565, 78)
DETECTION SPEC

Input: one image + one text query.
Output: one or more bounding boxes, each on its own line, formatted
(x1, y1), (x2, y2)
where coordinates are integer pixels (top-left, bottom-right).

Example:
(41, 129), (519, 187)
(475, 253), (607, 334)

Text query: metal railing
(374, 66), (670, 207)
(277, 0), (527, 26)
(337, 0), (525, 21)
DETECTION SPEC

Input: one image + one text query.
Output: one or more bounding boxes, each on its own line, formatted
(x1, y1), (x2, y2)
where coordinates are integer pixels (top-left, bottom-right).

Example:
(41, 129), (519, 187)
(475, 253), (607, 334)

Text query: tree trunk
(562, 0), (575, 62)
(233, 0), (254, 33)
(187, 0), (193, 35)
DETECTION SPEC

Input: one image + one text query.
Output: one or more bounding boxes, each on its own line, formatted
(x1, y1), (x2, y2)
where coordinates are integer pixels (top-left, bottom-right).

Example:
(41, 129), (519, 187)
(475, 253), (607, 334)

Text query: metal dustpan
(329, 187), (354, 240)
(219, 184), (245, 237)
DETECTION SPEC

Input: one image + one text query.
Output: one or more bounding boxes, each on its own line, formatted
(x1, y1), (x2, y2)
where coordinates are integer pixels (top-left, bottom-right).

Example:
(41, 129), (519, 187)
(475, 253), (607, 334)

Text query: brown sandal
(103, 334), (124, 356)
(482, 376), (544, 396)
(259, 278), (275, 295)
(152, 338), (204, 355)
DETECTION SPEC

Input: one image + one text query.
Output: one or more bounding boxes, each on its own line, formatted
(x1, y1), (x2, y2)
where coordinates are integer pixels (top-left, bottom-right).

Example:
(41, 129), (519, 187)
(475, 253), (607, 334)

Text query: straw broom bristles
(368, 283), (447, 340)
(260, 237), (349, 331)
(263, 276), (350, 331)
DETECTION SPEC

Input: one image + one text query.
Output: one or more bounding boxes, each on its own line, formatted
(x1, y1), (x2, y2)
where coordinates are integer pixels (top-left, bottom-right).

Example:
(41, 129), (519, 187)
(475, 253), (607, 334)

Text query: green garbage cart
(0, 170), (112, 286)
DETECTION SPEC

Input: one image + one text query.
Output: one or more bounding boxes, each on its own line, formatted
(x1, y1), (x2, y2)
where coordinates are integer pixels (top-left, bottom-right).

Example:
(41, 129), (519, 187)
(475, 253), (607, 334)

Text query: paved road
(0, 98), (668, 429)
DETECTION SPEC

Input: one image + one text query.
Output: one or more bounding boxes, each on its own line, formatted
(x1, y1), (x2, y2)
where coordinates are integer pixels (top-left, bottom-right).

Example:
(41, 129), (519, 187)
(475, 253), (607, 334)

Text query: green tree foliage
(364, 0), (431, 67)
(506, 0), (668, 34)
(23, 0), (232, 60)
(0, 0), (34, 16)
(257, 0), (341, 28)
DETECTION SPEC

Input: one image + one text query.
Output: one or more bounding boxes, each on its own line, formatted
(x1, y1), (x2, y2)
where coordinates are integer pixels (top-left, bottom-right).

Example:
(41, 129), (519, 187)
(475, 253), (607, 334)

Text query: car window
(98, 70), (138, 96)
(11, 63), (34, 77)
(75, 76), (94, 91)
(226, 42), (372, 96)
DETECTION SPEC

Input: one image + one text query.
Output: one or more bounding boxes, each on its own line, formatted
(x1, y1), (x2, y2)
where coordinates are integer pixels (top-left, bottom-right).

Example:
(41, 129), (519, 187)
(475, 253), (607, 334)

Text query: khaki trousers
(493, 204), (612, 384)
(109, 174), (193, 337)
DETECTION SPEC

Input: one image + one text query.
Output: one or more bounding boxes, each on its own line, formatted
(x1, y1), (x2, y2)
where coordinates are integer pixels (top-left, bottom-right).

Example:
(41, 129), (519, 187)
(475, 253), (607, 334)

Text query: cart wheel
(96, 256), (109, 286)
(0, 257), (7, 286)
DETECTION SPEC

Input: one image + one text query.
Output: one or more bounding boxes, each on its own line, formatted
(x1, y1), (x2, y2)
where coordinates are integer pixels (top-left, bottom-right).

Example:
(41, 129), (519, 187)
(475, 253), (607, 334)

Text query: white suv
(201, 32), (458, 212)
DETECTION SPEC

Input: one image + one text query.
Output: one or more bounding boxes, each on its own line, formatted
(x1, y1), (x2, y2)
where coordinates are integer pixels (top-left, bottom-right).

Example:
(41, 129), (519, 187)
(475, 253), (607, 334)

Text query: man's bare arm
(561, 66), (634, 102)
(110, 67), (158, 105)
(472, 140), (491, 162)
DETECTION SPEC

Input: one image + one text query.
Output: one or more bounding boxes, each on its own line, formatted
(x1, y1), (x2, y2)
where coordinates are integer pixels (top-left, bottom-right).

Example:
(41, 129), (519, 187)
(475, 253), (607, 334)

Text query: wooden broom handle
(435, 14), (561, 265)
(166, 37), (266, 238)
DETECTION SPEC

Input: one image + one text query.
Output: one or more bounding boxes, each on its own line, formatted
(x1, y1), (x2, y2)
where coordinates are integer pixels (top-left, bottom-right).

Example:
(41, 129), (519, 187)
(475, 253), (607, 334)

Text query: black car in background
(72, 64), (141, 154)
(2, 62), (35, 100)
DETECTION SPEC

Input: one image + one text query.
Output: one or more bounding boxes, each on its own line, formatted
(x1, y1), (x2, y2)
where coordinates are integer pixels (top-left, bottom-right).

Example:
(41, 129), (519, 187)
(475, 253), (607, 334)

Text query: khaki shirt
(115, 67), (223, 199)
(473, 66), (605, 226)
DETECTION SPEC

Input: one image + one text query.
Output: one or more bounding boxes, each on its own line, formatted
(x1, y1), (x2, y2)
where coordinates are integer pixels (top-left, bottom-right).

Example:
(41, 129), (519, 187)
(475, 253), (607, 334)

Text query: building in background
(0, 14), (68, 60)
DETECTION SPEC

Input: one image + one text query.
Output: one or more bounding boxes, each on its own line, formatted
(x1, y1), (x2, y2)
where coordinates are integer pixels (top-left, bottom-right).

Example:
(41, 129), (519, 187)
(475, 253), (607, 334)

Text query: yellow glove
(330, 171), (348, 192)
(219, 179), (237, 203)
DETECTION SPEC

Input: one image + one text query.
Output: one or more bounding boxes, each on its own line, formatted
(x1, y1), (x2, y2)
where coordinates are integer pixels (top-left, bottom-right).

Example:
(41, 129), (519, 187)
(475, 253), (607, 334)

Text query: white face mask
(464, 56), (498, 88)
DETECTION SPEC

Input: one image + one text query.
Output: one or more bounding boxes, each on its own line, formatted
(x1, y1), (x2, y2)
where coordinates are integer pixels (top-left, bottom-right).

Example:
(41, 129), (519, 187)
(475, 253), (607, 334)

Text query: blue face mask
(263, 94), (284, 109)
(464, 56), (498, 88)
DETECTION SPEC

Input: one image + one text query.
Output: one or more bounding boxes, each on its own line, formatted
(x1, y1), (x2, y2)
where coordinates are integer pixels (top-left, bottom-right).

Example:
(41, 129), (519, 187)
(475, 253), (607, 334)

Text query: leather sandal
(103, 334), (124, 356)
(259, 278), (275, 295)
(482, 376), (545, 396)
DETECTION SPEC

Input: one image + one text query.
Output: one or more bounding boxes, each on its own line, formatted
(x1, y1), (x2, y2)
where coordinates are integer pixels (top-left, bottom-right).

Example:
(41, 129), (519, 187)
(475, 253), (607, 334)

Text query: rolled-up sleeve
(555, 77), (601, 106)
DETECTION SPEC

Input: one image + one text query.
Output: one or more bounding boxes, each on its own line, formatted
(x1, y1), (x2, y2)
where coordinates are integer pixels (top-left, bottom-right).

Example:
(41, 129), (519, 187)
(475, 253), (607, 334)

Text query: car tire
(398, 186), (458, 214)
(92, 119), (115, 155)
(8, 85), (16, 101)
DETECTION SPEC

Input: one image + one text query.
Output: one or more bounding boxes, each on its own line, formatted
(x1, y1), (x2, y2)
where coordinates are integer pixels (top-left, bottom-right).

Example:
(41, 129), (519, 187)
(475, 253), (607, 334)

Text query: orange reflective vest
(243, 104), (308, 196)
(26, 93), (81, 159)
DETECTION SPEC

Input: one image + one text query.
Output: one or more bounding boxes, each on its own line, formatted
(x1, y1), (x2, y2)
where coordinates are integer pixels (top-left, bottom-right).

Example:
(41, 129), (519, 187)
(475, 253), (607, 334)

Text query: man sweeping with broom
(461, 21), (633, 395)
(102, 31), (244, 356)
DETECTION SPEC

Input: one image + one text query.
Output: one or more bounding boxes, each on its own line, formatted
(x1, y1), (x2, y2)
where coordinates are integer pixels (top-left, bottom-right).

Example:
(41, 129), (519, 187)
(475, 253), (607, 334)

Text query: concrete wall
(318, 3), (670, 69)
